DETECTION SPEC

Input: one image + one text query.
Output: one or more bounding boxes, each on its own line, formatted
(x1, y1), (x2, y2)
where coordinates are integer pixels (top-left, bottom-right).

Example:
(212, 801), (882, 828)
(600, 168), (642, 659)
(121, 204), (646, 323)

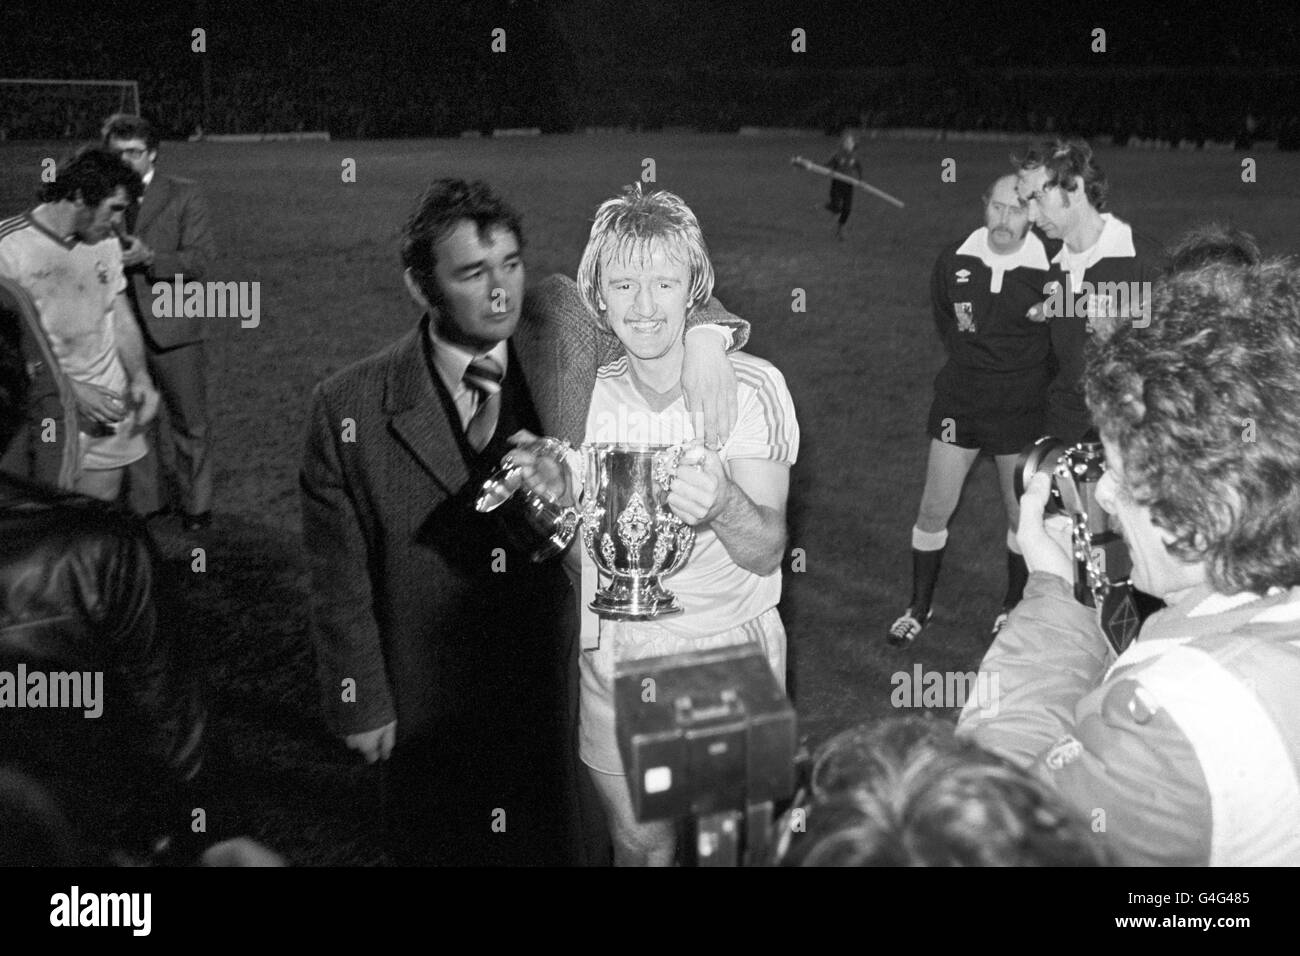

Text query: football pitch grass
(4, 134), (1298, 863)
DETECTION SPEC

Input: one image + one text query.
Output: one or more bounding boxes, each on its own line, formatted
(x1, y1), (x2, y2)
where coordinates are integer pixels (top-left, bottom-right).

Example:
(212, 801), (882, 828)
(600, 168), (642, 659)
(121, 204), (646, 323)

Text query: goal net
(0, 79), (140, 140)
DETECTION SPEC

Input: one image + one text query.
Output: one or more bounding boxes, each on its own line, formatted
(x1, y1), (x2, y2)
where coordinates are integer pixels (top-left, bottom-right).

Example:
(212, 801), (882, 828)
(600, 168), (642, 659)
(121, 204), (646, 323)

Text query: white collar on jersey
(1052, 212), (1137, 276)
(954, 227), (1050, 293)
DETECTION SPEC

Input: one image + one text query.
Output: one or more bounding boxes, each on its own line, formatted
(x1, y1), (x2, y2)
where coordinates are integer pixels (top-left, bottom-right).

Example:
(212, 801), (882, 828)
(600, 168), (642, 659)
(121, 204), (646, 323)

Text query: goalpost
(0, 78), (140, 140)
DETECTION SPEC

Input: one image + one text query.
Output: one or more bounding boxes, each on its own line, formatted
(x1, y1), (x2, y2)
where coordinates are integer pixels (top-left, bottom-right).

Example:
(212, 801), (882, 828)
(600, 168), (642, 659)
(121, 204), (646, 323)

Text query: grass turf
(4, 135), (1298, 863)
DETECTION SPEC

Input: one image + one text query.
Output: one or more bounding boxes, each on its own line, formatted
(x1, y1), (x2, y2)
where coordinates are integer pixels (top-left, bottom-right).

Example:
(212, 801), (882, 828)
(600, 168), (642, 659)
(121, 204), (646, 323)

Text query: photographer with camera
(957, 260), (1300, 866)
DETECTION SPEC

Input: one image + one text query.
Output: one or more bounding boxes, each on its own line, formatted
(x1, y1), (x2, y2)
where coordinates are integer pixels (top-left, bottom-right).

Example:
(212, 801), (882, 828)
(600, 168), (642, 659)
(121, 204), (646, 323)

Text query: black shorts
(926, 367), (1048, 455)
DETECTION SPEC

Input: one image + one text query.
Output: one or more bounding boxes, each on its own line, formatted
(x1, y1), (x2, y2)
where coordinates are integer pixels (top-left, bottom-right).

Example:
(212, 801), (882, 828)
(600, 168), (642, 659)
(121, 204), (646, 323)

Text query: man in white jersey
(0, 148), (159, 499)
(517, 185), (799, 865)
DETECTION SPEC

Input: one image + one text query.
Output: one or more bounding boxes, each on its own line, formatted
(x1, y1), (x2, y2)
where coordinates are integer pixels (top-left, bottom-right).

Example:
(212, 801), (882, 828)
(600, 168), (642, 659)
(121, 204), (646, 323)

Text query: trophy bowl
(580, 442), (695, 620)
(475, 437), (579, 562)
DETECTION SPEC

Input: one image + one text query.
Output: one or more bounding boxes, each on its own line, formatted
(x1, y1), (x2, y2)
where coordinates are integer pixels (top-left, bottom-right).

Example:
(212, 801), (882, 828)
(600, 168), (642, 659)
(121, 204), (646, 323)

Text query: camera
(1014, 434), (1141, 653)
(614, 643), (798, 866)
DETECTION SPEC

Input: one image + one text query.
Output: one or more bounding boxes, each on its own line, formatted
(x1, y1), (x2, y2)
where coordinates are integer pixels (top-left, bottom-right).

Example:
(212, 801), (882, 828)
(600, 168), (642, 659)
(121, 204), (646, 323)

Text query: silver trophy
(580, 443), (695, 619)
(475, 439), (695, 619)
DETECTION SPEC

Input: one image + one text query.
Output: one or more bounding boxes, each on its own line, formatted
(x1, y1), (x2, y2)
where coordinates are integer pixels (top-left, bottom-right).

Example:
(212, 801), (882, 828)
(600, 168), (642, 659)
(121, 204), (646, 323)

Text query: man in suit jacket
(103, 115), (217, 531)
(299, 179), (748, 865)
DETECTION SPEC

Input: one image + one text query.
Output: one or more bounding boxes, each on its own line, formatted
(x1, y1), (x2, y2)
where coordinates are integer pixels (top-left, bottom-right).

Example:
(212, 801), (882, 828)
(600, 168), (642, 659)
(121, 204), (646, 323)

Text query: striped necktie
(463, 354), (504, 452)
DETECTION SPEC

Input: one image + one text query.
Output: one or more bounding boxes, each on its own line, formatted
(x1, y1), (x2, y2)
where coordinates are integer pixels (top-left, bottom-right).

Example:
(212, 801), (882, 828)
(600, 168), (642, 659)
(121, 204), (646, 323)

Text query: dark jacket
(0, 277), (78, 488)
(0, 473), (206, 857)
(126, 174), (216, 348)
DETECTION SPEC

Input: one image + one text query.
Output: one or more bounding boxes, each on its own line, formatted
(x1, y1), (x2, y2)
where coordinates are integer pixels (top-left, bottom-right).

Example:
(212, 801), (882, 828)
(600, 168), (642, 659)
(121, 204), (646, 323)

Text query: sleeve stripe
(735, 364), (798, 461)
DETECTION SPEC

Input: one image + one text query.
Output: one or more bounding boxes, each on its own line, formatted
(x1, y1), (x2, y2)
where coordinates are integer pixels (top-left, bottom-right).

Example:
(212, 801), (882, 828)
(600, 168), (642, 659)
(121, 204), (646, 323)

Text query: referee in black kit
(886, 174), (1055, 645)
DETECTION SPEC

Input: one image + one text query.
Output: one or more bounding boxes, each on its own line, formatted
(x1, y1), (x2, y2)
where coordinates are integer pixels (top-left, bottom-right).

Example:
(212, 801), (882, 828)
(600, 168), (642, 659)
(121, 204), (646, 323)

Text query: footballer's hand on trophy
(668, 440), (730, 526)
(1018, 471), (1075, 582)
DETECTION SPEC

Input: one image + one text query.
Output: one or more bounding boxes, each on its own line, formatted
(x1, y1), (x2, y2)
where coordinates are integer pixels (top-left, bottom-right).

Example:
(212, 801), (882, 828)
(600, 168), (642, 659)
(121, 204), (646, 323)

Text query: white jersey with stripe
(1097, 586), (1300, 865)
(958, 572), (1300, 865)
(0, 212), (128, 395)
(580, 351), (799, 642)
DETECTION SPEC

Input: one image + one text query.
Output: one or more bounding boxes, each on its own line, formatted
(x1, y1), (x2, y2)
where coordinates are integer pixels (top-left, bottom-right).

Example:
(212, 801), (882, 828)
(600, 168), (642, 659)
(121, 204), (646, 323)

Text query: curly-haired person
(773, 717), (1109, 866)
(958, 259), (1300, 866)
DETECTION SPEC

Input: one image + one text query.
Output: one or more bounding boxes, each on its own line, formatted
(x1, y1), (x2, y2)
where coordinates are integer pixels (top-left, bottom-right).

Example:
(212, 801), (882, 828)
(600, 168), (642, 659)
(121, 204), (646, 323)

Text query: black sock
(909, 547), (945, 619)
(1005, 550), (1029, 608)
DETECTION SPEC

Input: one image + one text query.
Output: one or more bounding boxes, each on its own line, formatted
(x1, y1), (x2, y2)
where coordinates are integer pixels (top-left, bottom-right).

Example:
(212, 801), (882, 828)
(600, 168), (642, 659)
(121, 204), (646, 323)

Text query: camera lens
(1014, 436), (1066, 498)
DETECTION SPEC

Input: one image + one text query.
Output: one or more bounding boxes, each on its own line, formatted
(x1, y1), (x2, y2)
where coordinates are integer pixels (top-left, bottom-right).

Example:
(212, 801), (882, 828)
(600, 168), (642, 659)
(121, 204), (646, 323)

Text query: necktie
(126, 195), (140, 234)
(463, 355), (504, 452)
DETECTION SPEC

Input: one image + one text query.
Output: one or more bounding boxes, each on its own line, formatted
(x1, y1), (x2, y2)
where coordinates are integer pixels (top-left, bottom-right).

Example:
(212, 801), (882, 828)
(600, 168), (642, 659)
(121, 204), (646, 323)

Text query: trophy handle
(663, 521), (695, 576)
(652, 443), (685, 496)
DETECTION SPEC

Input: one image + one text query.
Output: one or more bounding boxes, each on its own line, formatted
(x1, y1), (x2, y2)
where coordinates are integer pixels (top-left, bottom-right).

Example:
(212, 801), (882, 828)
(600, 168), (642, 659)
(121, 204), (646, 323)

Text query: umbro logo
(955, 269), (970, 283)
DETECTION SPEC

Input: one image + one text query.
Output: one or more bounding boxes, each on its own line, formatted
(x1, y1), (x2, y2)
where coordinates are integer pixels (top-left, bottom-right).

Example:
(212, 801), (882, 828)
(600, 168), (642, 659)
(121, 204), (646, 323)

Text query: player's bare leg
(588, 767), (676, 866)
(887, 440), (979, 645)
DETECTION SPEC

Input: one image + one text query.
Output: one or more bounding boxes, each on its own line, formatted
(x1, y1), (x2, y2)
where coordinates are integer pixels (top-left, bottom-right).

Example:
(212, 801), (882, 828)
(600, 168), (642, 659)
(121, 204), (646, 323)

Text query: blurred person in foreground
(958, 260), (1300, 866)
(773, 717), (1108, 866)
(0, 324), (207, 864)
(1163, 221), (1260, 273)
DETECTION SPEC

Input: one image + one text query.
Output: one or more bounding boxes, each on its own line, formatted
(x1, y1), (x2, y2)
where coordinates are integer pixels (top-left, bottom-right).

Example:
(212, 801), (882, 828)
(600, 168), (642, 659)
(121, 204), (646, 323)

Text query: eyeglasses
(115, 147), (148, 159)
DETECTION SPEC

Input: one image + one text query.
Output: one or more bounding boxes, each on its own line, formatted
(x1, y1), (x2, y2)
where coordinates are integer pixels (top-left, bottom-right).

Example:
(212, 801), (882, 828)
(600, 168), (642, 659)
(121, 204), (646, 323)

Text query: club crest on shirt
(953, 301), (975, 333)
(96, 261), (110, 284)
(955, 269), (971, 284)
(1045, 735), (1083, 770)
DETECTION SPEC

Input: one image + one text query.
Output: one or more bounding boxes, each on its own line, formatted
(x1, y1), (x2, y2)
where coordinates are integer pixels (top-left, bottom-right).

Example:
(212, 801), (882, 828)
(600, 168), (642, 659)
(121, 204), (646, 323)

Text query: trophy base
(589, 580), (684, 620)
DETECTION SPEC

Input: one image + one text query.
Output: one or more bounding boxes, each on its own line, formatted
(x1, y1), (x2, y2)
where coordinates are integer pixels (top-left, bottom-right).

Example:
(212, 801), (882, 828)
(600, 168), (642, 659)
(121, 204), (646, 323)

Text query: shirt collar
(1051, 213), (1137, 271)
(954, 227), (1050, 293)
(141, 168), (155, 191)
(24, 208), (78, 250)
(426, 318), (509, 393)
(954, 227), (1050, 271)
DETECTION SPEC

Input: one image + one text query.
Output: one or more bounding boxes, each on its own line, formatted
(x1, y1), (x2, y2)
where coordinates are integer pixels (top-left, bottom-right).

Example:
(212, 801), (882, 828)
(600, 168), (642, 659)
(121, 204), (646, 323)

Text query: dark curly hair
(772, 717), (1107, 866)
(400, 178), (523, 307)
(1085, 259), (1300, 594)
(1014, 138), (1109, 211)
(1164, 222), (1261, 273)
(38, 146), (143, 207)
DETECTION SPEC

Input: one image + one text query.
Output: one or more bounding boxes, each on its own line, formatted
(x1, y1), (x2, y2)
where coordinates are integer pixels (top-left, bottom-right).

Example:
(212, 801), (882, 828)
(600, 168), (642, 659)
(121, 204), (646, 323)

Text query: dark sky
(4, 0), (1298, 73)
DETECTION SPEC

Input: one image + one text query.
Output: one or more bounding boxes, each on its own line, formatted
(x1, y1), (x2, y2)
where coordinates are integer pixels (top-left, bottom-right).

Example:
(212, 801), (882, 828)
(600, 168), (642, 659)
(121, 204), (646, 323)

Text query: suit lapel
(135, 176), (171, 236)
(386, 317), (471, 495)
